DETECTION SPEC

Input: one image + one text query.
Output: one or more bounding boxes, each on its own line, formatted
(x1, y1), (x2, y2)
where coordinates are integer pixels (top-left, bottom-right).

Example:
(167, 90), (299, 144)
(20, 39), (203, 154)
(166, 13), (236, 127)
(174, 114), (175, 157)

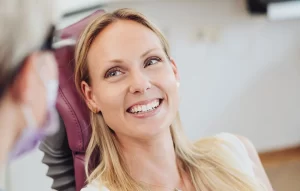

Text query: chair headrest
(55, 10), (105, 152)
(60, 10), (105, 40)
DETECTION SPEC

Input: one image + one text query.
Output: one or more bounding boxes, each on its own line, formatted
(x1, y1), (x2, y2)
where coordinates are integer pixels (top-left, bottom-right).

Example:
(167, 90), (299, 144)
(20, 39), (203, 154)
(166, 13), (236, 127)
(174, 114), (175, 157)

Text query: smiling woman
(74, 8), (273, 191)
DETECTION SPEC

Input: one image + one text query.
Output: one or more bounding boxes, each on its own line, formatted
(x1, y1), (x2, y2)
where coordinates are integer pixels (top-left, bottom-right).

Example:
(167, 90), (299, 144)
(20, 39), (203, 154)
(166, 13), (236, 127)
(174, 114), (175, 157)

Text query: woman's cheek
(155, 66), (177, 88)
(96, 83), (125, 107)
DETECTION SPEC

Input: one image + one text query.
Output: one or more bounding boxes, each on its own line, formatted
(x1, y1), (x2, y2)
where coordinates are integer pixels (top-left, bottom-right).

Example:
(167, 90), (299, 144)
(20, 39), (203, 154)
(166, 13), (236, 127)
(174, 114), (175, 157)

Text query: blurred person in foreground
(0, 0), (60, 177)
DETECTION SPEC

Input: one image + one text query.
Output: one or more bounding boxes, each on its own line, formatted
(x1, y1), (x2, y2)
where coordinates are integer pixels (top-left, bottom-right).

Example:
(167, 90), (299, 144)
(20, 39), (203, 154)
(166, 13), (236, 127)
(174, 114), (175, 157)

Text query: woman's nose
(129, 71), (152, 94)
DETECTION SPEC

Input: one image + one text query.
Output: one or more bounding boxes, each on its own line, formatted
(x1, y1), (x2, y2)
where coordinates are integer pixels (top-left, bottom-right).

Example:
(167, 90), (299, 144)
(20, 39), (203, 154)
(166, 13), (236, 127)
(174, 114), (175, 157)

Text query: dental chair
(54, 10), (104, 191)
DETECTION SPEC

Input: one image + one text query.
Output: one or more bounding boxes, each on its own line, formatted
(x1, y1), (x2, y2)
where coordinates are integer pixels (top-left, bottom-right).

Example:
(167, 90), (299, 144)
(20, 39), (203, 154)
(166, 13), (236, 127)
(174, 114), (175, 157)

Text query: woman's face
(83, 20), (179, 139)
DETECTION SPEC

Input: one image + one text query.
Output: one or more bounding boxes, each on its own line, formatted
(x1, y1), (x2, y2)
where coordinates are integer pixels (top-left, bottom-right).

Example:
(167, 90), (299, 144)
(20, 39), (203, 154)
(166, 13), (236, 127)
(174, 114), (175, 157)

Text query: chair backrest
(55, 10), (105, 191)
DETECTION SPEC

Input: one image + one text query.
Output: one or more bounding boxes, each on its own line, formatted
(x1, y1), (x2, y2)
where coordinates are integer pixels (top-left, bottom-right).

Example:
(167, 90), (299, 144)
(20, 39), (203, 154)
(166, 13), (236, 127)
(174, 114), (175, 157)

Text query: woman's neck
(117, 128), (183, 189)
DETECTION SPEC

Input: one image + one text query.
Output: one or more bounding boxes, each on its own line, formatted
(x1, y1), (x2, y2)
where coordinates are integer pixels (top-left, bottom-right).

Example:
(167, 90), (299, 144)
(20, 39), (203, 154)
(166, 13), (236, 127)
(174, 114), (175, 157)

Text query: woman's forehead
(88, 20), (163, 63)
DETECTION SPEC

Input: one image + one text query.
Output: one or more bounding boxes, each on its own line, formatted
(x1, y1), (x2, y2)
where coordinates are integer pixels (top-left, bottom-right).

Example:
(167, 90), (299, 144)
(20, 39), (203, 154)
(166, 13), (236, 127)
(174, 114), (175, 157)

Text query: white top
(81, 181), (109, 191)
(80, 133), (254, 191)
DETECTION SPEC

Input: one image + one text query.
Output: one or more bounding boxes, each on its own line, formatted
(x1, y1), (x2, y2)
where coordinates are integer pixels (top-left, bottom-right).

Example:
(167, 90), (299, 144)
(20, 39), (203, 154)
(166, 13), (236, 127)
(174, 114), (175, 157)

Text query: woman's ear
(169, 58), (180, 82)
(81, 81), (99, 112)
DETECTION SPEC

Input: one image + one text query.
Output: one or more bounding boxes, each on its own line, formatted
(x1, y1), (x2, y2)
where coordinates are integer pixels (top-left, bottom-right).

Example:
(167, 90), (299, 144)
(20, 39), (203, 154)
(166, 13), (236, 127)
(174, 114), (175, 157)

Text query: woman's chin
(126, 119), (172, 140)
(134, 126), (170, 140)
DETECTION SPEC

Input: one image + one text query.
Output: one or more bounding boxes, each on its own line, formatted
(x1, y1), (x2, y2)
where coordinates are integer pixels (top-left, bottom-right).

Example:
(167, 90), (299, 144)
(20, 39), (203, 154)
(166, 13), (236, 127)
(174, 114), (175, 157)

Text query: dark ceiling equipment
(247, 0), (299, 14)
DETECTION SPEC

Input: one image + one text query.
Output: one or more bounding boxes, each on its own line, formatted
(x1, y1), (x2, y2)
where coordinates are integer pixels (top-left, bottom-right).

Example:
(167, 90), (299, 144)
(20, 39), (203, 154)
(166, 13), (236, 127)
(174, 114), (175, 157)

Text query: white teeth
(129, 99), (160, 113)
(146, 104), (151, 111)
(151, 102), (155, 108)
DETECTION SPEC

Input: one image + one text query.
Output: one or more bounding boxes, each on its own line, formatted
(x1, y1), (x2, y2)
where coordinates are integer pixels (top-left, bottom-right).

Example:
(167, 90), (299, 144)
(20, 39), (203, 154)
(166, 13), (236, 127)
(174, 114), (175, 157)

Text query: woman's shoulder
(214, 132), (251, 154)
(208, 133), (273, 189)
(194, 132), (255, 177)
(195, 132), (253, 155)
(80, 181), (109, 191)
(194, 132), (250, 152)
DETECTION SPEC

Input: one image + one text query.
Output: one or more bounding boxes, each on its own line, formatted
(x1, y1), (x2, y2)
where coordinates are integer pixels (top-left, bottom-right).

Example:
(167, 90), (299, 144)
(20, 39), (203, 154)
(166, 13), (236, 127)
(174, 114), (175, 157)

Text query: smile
(127, 99), (163, 115)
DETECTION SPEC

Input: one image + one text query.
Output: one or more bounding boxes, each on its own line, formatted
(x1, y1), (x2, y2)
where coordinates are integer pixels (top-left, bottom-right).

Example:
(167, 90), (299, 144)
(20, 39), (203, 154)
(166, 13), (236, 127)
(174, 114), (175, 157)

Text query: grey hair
(0, 0), (60, 90)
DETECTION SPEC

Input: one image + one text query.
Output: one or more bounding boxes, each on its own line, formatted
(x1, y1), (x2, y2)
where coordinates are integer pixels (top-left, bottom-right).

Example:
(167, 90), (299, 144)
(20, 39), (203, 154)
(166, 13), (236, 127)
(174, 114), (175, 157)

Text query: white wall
(7, 1), (300, 191)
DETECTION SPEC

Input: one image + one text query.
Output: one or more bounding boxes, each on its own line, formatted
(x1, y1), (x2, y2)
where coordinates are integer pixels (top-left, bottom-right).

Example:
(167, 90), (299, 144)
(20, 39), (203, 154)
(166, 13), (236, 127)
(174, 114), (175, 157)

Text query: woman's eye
(105, 70), (123, 78)
(145, 57), (161, 67)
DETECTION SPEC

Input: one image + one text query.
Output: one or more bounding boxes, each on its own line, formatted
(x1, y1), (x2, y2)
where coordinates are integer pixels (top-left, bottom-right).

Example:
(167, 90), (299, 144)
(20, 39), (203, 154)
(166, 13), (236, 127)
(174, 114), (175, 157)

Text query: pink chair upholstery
(55, 10), (104, 191)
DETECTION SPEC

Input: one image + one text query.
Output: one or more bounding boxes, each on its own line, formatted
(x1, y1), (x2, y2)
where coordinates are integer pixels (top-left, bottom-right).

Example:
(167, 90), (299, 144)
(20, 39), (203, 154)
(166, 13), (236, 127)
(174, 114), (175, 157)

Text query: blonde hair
(75, 8), (266, 191)
(0, 0), (59, 93)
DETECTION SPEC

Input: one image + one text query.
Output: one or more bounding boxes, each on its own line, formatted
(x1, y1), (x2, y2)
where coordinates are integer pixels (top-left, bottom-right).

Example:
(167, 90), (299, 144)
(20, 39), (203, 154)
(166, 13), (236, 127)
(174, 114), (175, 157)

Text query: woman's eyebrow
(140, 48), (160, 58)
(106, 47), (161, 64)
(107, 59), (124, 64)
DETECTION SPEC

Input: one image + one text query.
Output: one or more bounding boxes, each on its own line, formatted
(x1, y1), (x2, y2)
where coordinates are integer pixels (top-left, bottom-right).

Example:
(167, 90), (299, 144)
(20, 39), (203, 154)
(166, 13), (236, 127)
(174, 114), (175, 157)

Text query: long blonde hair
(75, 8), (266, 191)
